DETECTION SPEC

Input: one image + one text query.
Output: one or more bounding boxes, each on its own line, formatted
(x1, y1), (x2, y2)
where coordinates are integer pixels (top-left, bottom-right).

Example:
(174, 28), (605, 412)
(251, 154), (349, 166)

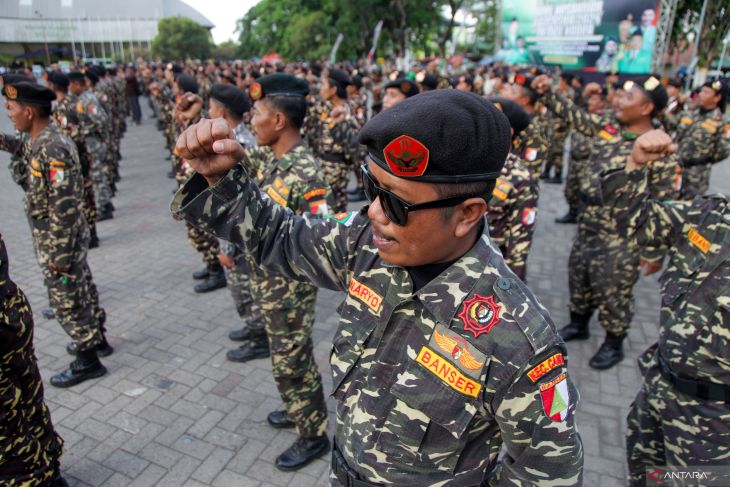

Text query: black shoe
(544, 176), (563, 184)
(558, 312), (591, 342)
(589, 333), (626, 370)
(226, 340), (270, 363)
(66, 336), (114, 357)
(228, 326), (265, 342)
(540, 169), (550, 180)
(192, 267), (210, 280)
(50, 351), (107, 388)
(194, 266), (226, 293)
(555, 209), (578, 224)
(89, 227), (100, 248)
(347, 189), (366, 202)
(267, 409), (295, 429)
(167, 170), (175, 178)
(50, 472), (70, 487)
(97, 204), (114, 221)
(41, 306), (55, 319)
(275, 436), (330, 471)
(110, 181), (117, 196)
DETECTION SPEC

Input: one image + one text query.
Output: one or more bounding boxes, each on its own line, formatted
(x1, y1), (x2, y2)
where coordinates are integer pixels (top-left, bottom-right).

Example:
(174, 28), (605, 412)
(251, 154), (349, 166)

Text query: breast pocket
(659, 246), (705, 305)
(375, 357), (482, 474)
(330, 303), (378, 401)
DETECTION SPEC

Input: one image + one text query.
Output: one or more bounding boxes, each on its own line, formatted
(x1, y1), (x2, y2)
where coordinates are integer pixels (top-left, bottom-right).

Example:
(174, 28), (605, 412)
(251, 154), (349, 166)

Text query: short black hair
(434, 180), (495, 220)
(265, 95), (307, 129)
(20, 101), (52, 118)
(515, 83), (539, 105)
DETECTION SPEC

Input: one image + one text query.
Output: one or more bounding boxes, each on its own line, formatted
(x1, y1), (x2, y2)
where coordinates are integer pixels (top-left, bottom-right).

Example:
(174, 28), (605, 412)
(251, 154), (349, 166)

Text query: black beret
(490, 96), (530, 137)
(2, 81), (56, 107)
(49, 71), (69, 89)
(624, 75), (668, 112)
(327, 68), (351, 88)
(67, 71), (85, 82)
(704, 79), (727, 98)
(416, 72), (438, 91)
(211, 83), (250, 117)
(667, 78), (682, 89)
(175, 74), (199, 94)
(166, 63), (183, 74)
(351, 75), (363, 90)
(384, 78), (420, 98)
(249, 73), (308, 101)
(1, 73), (33, 85)
(85, 70), (99, 84)
(358, 90), (510, 183)
(94, 65), (107, 76)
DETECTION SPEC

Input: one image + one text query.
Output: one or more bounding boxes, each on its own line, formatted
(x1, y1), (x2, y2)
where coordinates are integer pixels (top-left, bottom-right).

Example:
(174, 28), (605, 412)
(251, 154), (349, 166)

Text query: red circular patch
(458, 294), (501, 338)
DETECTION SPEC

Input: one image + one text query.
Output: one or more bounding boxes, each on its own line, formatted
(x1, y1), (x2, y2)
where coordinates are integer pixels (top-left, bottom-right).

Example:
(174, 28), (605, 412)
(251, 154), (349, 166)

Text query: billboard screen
(499, 0), (661, 73)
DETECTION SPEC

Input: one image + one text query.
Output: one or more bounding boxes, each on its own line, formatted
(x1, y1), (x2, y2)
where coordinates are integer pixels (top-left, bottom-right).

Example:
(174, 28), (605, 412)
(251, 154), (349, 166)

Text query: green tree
(212, 41), (238, 60)
(152, 17), (212, 60)
(671, 0), (730, 69)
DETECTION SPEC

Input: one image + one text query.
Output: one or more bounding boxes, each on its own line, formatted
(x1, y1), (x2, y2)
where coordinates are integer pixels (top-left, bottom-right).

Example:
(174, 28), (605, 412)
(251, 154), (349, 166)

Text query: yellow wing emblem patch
(433, 329), (483, 370)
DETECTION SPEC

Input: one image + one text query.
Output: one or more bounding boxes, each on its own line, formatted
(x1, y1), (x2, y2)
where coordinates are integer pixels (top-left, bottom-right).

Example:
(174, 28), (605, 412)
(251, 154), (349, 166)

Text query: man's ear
(454, 198), (488, 238)
(274, 111), (288, 132)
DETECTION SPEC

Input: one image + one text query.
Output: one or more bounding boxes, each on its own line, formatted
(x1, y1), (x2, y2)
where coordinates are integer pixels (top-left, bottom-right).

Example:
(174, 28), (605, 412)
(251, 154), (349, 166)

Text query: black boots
(558, 312), (591, 341)
(555, 208), (578, 224)
(226, 336), (270, 362)
(275, 436), (330, 471)
(41, 306), (55, 319)
(228, 325), (260, 342)
(50, 350), (107, 388)
(97, 203), (114, 221)
(66, 334), (114, 357)
(89, 226), (100, 248)
(589, 332), (627, 370)
(267, 410), (295, 429)
(193, 263), (226, 293)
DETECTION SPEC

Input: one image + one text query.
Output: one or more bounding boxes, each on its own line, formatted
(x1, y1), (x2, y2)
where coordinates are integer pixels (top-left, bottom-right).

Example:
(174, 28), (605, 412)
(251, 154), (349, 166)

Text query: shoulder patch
(687, 227), (710, 253)
(327, 211), (357, 226)
(458, 294), (501, 338)
(527, 353), (564, 382)
(524, 147), (538, 161)
(303, 188), (327, 201)
(680, 116), (693, 125)
(539, 372), (570, 421)
(522, 207), (537, 226)
(76, 102), (84, 113)
(308, 199), (329, 216)
(49, 167), (65, 185)
(265, 187), (288, 207)
(430, 324), (487, 379)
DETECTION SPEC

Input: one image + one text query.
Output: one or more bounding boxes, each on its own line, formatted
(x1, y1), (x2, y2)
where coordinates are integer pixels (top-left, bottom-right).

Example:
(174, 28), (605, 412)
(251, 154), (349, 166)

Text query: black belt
(321, 152), (346, 163)
(657, 353), (730, 404)
(579, 192), (602, 206)
(332, 444), (382, 487)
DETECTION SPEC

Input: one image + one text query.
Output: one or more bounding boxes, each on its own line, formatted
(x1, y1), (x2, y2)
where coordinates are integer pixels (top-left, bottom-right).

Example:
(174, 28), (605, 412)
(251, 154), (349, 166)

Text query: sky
(181, 0), (259, 44)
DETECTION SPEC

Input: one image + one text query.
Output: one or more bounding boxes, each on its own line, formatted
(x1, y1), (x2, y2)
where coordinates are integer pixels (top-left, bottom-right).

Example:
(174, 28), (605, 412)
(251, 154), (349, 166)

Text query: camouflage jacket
(53, 94), (90, 174)
(304, 99), (361, 161)
(6, 131), (30, 191)
(512, 113), (549, 180)
(75, 90), (109, 140)
(171, 166), (583, 486)
(93, 83), (114, 121)
(487, 153), (538, 281)
(601, 169), (729, 386)
(670, 107), (730, 168)
(0, 125), (84, 269)
(241, 144), (333, 309)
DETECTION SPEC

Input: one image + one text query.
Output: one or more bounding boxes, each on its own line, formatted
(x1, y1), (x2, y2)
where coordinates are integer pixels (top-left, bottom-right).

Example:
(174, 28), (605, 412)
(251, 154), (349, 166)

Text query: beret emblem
(383, 134), (429, 177)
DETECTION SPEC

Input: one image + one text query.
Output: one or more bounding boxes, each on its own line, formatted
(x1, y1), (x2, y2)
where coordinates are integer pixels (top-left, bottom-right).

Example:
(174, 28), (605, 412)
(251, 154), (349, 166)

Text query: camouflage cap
(359, 90), (510, 183)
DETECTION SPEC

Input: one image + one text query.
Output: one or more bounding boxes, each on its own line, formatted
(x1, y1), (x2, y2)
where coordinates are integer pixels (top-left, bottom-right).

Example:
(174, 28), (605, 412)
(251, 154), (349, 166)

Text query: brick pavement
(0, 102), (728, 487)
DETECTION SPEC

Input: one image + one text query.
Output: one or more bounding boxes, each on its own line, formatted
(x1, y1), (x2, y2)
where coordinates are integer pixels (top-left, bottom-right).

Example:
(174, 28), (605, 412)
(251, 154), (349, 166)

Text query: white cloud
(181, 0), (258, 44)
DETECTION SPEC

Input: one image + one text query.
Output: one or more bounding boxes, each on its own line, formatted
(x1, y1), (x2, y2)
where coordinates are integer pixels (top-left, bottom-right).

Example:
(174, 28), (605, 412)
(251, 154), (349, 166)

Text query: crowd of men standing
(0, 55), (728, 486)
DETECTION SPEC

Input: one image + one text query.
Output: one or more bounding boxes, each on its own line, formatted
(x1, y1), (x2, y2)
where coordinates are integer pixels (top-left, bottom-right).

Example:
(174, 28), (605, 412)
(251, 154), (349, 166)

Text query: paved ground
(1, 101), (728, 487)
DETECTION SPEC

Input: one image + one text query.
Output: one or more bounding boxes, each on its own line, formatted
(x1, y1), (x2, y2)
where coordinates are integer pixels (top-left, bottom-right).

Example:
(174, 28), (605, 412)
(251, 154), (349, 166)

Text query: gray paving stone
(1, 99), (728, 487)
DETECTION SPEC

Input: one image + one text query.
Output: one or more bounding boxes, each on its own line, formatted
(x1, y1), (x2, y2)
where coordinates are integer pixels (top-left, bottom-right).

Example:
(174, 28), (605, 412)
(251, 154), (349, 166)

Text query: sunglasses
(360, 164), (484, 226)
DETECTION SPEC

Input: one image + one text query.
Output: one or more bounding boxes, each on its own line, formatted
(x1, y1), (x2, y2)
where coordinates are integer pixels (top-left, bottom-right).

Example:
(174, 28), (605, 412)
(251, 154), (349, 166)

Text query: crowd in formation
(0, 56), (728, 486)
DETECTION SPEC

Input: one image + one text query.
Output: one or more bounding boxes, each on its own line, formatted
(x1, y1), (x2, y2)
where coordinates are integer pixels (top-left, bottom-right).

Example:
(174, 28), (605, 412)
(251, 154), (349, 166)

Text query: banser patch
(415, 346), (482, 398)
(348, 277), (383, 313)
(430, 324), (486, 379)
(266, 187), (288, 207)
(687, 227), (710, 253)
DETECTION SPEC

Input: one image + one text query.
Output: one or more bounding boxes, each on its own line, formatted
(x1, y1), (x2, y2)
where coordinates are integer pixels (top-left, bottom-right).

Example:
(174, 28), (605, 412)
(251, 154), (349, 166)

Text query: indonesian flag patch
(539, 372), (570, 421)
(524, 147), (537, 162)
(50, 167), (65, 185)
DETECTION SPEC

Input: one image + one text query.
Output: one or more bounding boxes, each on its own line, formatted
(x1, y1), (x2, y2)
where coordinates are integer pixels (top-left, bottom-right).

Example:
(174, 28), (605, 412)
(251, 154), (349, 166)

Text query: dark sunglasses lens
(381, 192), (408, 226)
(362, 171), (376, 202)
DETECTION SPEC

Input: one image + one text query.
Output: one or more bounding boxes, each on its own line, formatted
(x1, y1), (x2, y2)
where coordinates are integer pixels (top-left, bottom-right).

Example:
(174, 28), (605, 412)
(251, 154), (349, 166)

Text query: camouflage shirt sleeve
(171, 165), (363, 291)
(540, 91), (602, 138)
(639, 153), (682, 262)
(0, 132), (27, 157)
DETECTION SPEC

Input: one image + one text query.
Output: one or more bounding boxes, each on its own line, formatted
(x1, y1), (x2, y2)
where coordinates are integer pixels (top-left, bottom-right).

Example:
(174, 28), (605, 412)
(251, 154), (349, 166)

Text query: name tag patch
(416, 346), (482, 398)
(687, 227), (710, 253)
(348, 277), (383, 313)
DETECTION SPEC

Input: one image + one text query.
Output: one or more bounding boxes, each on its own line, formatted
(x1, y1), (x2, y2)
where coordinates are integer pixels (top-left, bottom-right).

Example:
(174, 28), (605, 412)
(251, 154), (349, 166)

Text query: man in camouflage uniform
(542, 74), (575, 183)
(668, 79), (730, 199)
(0, 82), (110, 388)
(601, 129), (730, 486)
(1, 233), (67, 487)
(172, 90), (583, 485)
(499, 72), (550, 180)
(68, 71), (114, 221)
(533, 74), (681, 369)
(222, 74), (332, 470)
(49, 71), (100, 248)
(304, 68), (361, 213)
(488, 97), (539, 281)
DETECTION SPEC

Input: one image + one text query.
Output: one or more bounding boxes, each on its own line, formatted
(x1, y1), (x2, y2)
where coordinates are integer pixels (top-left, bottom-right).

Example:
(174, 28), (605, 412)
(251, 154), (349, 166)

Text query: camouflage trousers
(546, 134), (567, 177)
(86, 137), (113, 208)
(82, 175), (97, 225)
(564, 157), (584, 212)
(227, 253), (263, 330)
(32, 223), (105, 352)
(253, 285), (328, 439)
(568, 211), (640, 335)
(185, 223), (220, 267)
(680, 164), (712, 200)
(321, 158), (350, 214)
(1, 288), (64, 486)
(626, 345), (730, 486)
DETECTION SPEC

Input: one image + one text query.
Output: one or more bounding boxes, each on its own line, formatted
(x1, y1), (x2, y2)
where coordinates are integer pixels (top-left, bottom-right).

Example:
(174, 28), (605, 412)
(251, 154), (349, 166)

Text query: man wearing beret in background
(532, 74), (681, 370)
(68, 71), (115, 221)
(86, 68), (119, 198)
(381, 76), (419, 111)
(487, 97), (539, 282)
(304, 68), (361, 213)
(0, 81), (109, 387)
(223, 73), (334, 470)
(1, 73), (33, 190)
(171, 89), (583, 485)
(665, 79), (730, 199)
